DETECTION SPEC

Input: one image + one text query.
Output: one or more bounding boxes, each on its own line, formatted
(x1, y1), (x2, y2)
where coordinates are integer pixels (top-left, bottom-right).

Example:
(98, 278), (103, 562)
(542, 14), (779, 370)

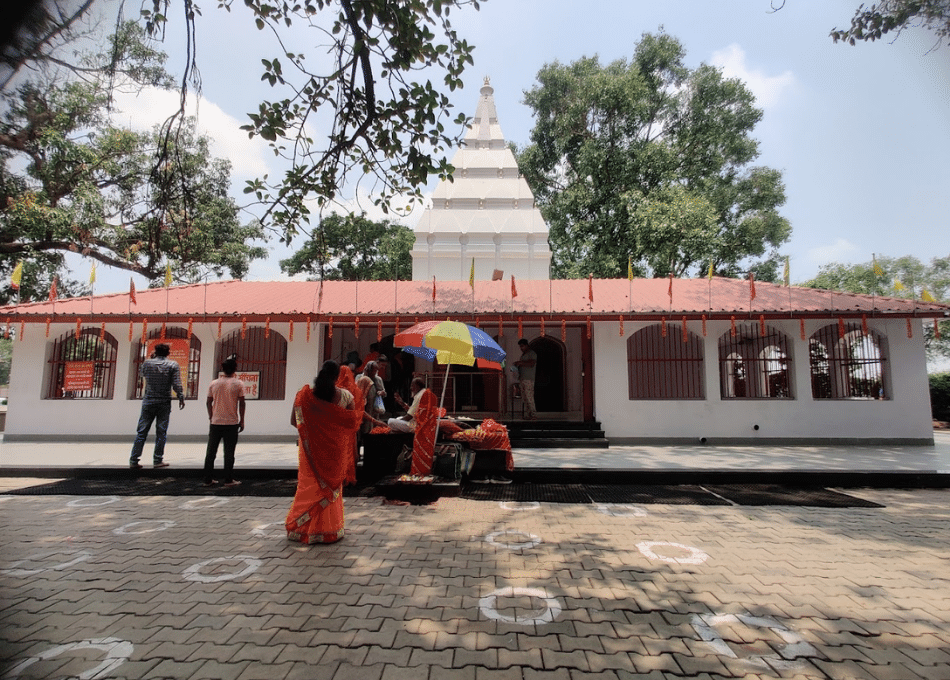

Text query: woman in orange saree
(336, 365), (363, 484)
(286, 361), (362, 544)
(411, 388), (439, 476)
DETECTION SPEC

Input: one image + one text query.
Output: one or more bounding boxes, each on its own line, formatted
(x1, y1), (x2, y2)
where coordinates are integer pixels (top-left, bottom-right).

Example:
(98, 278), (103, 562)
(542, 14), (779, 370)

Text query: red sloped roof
(2, 277), (947, 321)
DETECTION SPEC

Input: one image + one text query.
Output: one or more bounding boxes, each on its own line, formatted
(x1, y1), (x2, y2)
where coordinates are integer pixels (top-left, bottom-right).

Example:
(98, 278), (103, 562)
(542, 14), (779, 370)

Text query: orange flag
(749, 272), (756, 302)
(129, 278), (137, 305)
(668, 273), (673, 303)
(588, 273), (593, 303)
(432, 276), (436, 302)
(511, 275), (518, 298)
(48, 276), (58, 302)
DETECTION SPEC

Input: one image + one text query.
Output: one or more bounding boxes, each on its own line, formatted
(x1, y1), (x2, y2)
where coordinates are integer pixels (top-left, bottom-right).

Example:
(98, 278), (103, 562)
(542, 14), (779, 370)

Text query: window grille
(215, 327), (287, 400)
(131, 327), (202, 399)
(627, 324), (704, 399)
(719, 323), (792, 399)
(810, 323), (888, 400)
(45, 328), (118, 400)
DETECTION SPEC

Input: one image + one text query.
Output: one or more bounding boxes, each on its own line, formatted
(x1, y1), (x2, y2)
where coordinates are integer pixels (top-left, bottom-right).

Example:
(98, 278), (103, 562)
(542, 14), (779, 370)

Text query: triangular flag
(11, 261), (23, 290)
(668, 273), (673, 302)
(749, 272), (756, 302)
(432, 275), (436, 302)
(893, 280), (905, 292)
(89, 262), (96, 284)
(627, 256), (633, 281)
(588, 273), (594, 303)
(707, 261), (714, 281)
(164, 262), (173, 287)
(469, 258), (475, 289)
(873, 254), (884, 277)
(783, 256), (790, 287)
(48, 276), (58, 302)
(921, 289), (937, 302)
(510, 275), (518, 298)
(129, 278), (137, 305)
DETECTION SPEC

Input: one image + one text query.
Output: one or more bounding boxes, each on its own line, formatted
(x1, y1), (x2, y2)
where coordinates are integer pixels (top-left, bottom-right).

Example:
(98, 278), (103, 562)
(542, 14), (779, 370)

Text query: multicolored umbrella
(394, 320), (507, 438)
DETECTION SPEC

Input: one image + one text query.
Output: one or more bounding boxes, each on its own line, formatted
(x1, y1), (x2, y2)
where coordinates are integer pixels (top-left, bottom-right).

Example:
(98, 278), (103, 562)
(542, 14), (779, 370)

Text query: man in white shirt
(388, 377), (427, 433)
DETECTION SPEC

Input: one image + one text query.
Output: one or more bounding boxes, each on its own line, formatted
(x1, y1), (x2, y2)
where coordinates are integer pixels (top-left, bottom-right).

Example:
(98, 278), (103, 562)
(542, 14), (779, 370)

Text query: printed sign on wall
(63, 361), (95, 391)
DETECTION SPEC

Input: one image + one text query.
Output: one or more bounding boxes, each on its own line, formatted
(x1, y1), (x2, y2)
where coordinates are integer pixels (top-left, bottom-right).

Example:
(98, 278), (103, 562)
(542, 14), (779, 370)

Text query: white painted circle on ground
(179, 497), (230, 510)
(113, 520), (176, 535)
(66, 496), (120, 507)
(692, 613), (817, 671)
(485, 529), (542, 550)
(499, 501), (540, 511)
(479, 586), (562, 625)
(6, 637), (133, 679)
(1, 549), (93, 576)
(596, 504), (648, 517)
(251, 523), (285, 538)
(636, 541), (709, 565)
(182, 555), (262, 583)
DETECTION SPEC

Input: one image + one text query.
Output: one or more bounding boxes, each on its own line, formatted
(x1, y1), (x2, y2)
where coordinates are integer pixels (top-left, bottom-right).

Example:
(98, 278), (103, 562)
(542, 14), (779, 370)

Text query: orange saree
(286, 384), (362, 544)
(411, 389), (439, 476)
(336, 366), (363, 484)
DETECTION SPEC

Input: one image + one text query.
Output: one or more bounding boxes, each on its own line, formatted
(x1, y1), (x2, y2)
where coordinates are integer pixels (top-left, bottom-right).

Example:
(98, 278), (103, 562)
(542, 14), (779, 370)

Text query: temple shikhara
(2, 81), (947, 448)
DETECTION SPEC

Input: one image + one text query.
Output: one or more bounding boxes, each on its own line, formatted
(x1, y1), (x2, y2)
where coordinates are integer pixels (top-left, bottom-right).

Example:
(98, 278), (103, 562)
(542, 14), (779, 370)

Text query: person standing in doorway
(129, 343), (185, 469)
(203, 358), (246, 487)
(514, 338), (538, 420)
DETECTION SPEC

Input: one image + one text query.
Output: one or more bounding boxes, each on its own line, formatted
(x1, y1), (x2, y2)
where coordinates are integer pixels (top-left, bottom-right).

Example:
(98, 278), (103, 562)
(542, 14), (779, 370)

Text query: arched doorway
(530, 336), (566, 413)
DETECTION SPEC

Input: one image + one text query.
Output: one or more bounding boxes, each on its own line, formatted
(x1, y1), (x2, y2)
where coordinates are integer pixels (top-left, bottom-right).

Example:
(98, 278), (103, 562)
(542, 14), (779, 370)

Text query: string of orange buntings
(327, 315), (333, 338)
(377, 320), (382, 342)
(586, 315), (591, 339)
(474, 317), (480, 329)
(682, 316), (688, 343)
(861, 314), (868, 337)
(561, 319), (566, 342)
(517, 317), (523, 337)
(241, 317), (248, 339)
(128, 320), (133, 341)
(75, 319), (82, 340)
(100, 321), (105, 341)
(759, 315), (766, 337)
(160, 322), (167, 339)
(288, 319), (294, 342)
(395, 316), (400, 334)
(354, 316), (360, 338)
(619, 315), (624, 337)
(730, 316), (736, 337)
(47, 317), (52, 338)
(907, 318), (913, 338)
(265, 317), (271, 339)
(800, 318), (806, 341)
(540, 317), (545, 337)
(19, 320), (24, 341)
(141, 320), (148, 344)
(187, 317), (193, 340)
(661, 316), (667, 337)
(306, 315), (312, 342)
(838, 318), (846, 339)
(217, 317), (223, 339)
(701, 314), (707, 337)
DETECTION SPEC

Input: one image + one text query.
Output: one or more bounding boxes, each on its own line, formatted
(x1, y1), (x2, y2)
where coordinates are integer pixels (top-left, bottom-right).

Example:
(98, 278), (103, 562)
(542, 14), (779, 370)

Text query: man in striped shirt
(130, 343), (185, 469)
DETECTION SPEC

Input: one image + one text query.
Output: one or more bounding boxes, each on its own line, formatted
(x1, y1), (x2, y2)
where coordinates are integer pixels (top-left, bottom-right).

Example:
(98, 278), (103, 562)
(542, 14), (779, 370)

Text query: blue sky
(88, 0), (949, 295)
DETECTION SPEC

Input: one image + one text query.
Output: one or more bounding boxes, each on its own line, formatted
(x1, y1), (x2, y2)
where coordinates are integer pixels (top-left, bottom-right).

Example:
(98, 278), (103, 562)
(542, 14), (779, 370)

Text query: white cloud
(109, 87), (271, 180)
(710, 44), (795, 109)
(806, 238), (858, 268)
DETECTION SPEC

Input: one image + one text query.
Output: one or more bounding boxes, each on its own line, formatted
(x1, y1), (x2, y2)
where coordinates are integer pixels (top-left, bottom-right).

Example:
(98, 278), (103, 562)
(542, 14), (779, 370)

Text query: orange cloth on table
(411, 389), (438, 476)
(286, 384), (361, 544)
(336, 366), (363, 484)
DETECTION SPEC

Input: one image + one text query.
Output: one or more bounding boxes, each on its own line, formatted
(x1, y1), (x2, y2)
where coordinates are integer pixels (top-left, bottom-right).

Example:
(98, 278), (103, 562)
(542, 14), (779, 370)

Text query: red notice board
(63, 361), (95, 391)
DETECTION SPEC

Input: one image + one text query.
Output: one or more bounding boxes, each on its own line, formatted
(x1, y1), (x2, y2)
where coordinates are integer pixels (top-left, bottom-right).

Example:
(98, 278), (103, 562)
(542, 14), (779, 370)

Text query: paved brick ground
(2, 487), (950, 679)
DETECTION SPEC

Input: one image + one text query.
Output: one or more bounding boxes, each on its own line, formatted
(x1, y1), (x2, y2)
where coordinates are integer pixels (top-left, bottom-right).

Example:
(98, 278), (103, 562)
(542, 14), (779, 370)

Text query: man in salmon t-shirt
(203, 358), (246, 487)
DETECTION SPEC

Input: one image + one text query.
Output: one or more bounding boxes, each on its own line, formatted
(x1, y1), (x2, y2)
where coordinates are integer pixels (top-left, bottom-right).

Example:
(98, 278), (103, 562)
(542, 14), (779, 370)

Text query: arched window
(810, 323), (888, 400)
(719, 323), (792, 399)
(130, 327), (202, 399)
(215, 327), (287, 400)
(45, 328), (118, 399)
(627, 324), (704, 399)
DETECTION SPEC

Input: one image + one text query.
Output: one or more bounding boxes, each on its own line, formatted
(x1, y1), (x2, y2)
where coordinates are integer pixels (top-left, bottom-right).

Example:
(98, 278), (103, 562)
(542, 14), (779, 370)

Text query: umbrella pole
(436, 362), (450, 453)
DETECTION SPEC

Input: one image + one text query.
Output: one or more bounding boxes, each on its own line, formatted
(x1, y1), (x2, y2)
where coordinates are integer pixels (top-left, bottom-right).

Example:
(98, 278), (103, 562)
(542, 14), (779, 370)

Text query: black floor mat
(586, 484), (730, 505)
(464, 483), (592, 504)
(704, 484), (884, 508)
(1, 477), (305, 498)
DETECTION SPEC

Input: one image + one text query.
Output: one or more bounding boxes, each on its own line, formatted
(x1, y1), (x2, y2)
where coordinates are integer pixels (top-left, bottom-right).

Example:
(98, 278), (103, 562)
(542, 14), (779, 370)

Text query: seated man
(388, 377), (426, 433)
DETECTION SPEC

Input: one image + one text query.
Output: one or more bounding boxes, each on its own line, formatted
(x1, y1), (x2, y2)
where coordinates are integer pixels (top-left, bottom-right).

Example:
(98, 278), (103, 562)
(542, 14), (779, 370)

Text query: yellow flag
(89, 262), (96, 284)
(707, 261), (714, 280)
(164, 262), (172, 287)
(469, 258), (475, 289)
(628, 256), (633, 281)
(11, 261), (23, 290)
(893, 280), (905, 292)
(872, 254), (884, 277)
(783, 256), (790, 287)
(921, 289), (937, 302)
